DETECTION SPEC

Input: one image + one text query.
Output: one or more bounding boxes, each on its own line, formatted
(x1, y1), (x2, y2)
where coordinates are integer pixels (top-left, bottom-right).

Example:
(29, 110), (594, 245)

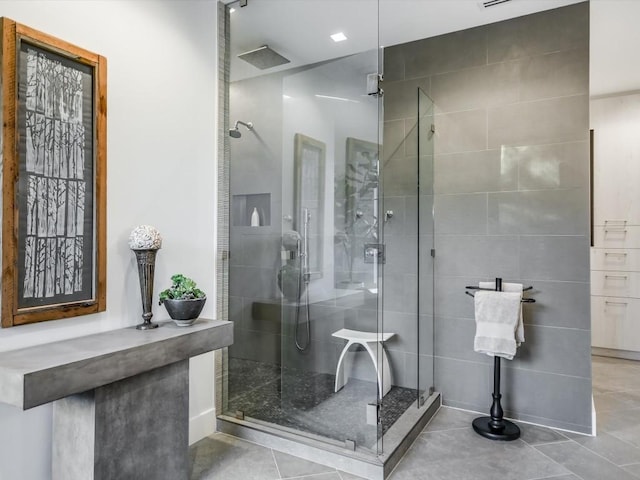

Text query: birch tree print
(19, 46), (91, 305)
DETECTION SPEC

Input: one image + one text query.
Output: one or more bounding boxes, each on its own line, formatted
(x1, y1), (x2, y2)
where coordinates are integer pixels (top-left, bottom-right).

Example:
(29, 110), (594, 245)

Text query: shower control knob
(355, 209), (364, 219)
(385, 210), (394, 220)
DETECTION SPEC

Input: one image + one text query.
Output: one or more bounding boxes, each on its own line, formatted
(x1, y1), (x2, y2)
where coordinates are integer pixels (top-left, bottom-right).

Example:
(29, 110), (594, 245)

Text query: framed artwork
(1, 18), (107, 327)
(293, 133), (325, 279)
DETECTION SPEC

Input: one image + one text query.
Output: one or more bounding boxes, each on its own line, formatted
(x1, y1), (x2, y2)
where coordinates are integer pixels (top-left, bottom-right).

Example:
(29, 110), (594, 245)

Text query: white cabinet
(591, 95), (640, 227)
(591, 249), (640, 272)
(593, 225), (640, 249)
(591, 94), (640, 355)
(592, 296), (640, 351)
(591, 271), (640, 298)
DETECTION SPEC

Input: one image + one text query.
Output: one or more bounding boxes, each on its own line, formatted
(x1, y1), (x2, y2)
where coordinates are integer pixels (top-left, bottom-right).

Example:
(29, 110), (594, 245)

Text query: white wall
(0, 2), (218, 479)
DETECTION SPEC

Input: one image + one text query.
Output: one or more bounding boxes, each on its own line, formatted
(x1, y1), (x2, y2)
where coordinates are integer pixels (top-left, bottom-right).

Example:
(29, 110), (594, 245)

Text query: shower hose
(294, 269), (311, 352)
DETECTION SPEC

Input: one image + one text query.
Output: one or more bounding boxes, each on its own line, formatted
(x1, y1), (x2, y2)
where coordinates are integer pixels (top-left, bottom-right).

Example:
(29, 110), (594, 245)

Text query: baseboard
(442, 402), (593, 436)
(189, 407), (216, 445)
(592, 395), (597, 436)
(592, 347), (640, 361)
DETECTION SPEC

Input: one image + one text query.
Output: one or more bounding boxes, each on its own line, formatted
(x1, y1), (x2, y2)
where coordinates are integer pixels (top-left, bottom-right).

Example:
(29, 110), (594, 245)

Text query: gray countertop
(0, 318), (232, 410)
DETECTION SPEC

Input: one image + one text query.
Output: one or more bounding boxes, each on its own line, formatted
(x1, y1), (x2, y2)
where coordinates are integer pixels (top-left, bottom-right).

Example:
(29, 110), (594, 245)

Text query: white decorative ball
(128, 225), (162, 250)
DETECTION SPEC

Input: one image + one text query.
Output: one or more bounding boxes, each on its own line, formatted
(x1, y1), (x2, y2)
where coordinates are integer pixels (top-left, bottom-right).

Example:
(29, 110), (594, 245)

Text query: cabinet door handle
(605, 300), (628, 306)
(604, 252), (628, 257)
(604, 229), (628, 234)
(605, 274), (628, 280)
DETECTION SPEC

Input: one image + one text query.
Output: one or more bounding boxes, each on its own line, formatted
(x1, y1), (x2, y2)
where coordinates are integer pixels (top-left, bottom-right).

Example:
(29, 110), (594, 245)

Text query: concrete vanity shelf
(0, 318), (233, 480)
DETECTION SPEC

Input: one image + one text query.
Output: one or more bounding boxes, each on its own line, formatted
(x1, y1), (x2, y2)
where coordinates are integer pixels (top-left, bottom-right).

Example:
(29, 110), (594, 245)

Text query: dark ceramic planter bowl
(162, 297), (206, 326)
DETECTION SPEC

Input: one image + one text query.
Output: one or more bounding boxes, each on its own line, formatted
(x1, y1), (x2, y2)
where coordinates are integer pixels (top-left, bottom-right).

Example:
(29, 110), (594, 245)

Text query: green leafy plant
(159, 274), (206, 304)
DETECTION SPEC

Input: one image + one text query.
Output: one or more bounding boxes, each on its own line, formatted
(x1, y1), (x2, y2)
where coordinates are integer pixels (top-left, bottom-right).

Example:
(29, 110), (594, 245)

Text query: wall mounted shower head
(229, 120), (254, 138)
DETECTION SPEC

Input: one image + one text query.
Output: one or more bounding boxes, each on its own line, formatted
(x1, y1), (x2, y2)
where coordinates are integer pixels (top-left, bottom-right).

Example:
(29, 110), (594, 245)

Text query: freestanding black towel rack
(465, 277), (535, 441)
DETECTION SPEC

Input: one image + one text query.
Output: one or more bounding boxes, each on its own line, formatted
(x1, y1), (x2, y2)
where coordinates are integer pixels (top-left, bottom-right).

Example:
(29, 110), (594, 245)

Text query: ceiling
(226, 0), (640, 97)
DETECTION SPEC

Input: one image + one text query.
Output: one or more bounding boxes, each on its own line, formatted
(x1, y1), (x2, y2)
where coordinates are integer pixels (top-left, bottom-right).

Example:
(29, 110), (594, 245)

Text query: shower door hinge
(345, 439), (356, 451)
(431, 248), (436, 258)
(367, 73), (384, 97)
(235, 410), (245, 420)
(367, 402), (381, 425)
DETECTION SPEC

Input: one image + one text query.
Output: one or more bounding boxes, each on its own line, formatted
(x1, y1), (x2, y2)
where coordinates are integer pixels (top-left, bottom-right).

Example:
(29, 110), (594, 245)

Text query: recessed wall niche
(232, 193), (271, 227)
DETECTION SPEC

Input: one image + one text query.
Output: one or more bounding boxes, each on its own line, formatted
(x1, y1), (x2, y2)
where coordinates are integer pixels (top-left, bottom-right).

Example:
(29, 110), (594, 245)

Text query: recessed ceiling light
(330, 32), (347, 43)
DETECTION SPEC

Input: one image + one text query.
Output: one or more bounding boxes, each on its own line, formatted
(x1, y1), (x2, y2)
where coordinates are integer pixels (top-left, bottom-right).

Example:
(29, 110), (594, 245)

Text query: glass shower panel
(279, 47), (382, 453)
(222, 0), (441, 459)
(417, 87), (435, 403)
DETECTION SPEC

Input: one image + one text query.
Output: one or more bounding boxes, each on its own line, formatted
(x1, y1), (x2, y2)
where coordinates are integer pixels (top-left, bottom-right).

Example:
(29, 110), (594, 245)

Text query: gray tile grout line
(536, 436), (640, 478)
(598, 429), (640, 457)
(530, 440), (588, 480)
(522, 428), (572, 447)
(537, 475), (584, 480)
(270, 447), (283, 480)
(392, 432), (572, 480)
(527, 473), (580, 480)
(597, 389), (640, 397)
(420, 426), (469, 435)
(285, 473), (342, 480)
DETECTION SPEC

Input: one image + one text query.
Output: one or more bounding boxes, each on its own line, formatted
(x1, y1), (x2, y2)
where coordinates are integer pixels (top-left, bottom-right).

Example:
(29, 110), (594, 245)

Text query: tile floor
(190, 355), (640, 480)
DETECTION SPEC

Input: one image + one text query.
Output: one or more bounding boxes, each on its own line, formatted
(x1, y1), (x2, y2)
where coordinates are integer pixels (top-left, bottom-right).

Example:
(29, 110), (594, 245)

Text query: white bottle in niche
(250, 207), (260, 227)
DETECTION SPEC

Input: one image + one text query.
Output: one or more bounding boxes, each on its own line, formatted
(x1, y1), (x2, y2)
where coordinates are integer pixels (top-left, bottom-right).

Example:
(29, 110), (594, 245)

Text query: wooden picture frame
(293, 133), (325, 279)
(1, 18), (107, 327)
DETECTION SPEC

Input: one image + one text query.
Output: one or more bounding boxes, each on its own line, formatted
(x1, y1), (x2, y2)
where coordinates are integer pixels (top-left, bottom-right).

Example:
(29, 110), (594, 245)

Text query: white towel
(474, 290), (522, 360)
(479, 281), (525, 345)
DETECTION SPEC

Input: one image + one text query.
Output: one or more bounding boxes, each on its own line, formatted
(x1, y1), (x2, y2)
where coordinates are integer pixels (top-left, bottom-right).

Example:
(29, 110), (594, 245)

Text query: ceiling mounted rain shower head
(229, 120), (254, 138)
(238, 45), (290, 70)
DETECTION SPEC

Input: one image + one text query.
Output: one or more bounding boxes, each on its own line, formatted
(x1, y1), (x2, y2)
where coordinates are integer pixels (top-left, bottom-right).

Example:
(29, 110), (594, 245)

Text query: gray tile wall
(227, 73), (286, 367)
(383, 2), (591, 433)
(227, 62), (374, 385)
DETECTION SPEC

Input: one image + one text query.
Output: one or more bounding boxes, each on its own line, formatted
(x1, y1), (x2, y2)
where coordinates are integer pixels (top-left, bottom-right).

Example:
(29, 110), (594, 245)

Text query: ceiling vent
(481, 0), (512, 7)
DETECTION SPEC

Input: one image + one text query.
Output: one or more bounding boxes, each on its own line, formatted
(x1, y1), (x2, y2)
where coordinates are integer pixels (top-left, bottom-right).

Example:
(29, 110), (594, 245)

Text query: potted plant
(159, 274), (206, 326)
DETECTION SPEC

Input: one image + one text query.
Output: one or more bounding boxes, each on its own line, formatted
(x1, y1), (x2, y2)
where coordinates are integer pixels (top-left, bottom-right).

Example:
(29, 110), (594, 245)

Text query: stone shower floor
(225, 357), (417, 449)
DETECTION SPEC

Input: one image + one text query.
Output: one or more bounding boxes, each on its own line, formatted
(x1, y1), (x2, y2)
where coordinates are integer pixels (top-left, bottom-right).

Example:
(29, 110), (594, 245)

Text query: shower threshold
(216, 390), (440, 480)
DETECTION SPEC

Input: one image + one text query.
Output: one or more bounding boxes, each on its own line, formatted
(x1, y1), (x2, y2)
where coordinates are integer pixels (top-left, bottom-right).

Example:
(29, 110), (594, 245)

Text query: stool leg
(362, 341), (392, 399)
(335, 341), (354, 392)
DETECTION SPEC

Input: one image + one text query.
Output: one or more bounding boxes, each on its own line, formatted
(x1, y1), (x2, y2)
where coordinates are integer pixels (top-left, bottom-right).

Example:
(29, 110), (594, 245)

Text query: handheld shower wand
(301, 207), (311, 283)
(295, 207), (312, 351)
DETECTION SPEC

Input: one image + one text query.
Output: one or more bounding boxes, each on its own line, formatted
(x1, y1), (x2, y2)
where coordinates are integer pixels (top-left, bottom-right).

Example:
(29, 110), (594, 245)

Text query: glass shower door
(278, 46), (382, 452)
(417, 87), (435, 403)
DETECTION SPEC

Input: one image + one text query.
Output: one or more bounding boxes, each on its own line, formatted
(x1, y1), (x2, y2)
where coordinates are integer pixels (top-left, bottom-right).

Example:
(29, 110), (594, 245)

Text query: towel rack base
(472, 415), (520, 441)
